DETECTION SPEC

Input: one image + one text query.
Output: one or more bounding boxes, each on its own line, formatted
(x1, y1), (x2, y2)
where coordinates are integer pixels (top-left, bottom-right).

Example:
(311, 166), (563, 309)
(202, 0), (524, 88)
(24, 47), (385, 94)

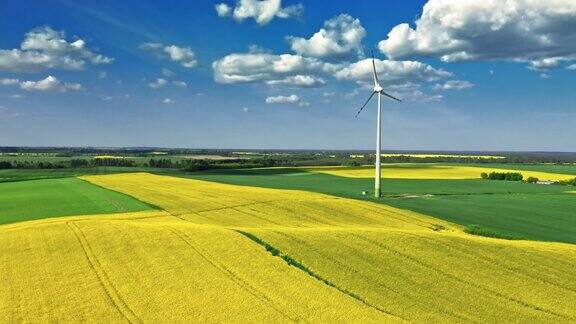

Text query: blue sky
(0, 0), (575, 151)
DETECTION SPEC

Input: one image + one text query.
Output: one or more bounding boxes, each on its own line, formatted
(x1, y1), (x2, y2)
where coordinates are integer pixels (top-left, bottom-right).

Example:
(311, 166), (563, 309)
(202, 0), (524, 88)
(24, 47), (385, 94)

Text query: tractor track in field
(237, 230), (407, 322)
(165, 225), (298, 322)
(67, 221), (141, 324)
(404, 231), (576, 297)
(273, 231), (472, 322)
(351, 233), (573, 321)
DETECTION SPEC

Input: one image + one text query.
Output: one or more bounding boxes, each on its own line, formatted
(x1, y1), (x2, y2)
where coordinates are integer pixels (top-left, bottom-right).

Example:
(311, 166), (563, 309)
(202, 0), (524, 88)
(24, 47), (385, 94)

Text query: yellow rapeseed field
(0, 212), (386, 322)
(82, 173), (450, 229)
(381, 153), (505, 159)
(93, 155), (128, 159)
(302, 165), (576, 181)
(2, 172), (575, 322)
(253, 229), (576, 322)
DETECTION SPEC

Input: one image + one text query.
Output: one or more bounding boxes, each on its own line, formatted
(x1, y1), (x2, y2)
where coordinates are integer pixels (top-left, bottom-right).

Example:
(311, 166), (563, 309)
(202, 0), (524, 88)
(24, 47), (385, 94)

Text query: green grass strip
(236, 230), (403, 319)
(463, 225), (526, 240)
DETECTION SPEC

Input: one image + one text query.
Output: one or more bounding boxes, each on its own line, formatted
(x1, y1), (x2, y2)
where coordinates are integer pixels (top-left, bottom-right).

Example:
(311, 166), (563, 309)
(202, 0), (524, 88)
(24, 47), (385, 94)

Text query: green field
(0, 177), (155, 225)
(183, 168), (576, 244)
(2, 166), (575, 244)
(0, 167), (166, 183)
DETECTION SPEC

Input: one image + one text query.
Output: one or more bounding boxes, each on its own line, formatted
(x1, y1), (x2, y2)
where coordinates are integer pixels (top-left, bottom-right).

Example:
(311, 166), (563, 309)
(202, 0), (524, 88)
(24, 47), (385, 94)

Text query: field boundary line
(236, 230), (406, 321)
(78, 177), (163, 211)
(165, 226), (298, 322)
(0, 211), (168, 231)
(66, 221), (141, 323)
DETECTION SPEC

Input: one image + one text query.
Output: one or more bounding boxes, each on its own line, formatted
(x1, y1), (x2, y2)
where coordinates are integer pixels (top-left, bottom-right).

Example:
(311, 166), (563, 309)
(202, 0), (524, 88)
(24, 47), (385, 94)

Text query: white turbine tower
(355, 51), (401, 198)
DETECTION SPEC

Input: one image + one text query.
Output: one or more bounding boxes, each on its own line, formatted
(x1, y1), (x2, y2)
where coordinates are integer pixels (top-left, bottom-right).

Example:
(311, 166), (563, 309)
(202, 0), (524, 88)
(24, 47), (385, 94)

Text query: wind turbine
(355, 51), (401, 198)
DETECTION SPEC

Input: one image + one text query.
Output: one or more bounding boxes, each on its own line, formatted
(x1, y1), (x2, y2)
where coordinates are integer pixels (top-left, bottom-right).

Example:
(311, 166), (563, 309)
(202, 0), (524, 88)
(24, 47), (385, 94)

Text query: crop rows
(1, 172), (575, 322)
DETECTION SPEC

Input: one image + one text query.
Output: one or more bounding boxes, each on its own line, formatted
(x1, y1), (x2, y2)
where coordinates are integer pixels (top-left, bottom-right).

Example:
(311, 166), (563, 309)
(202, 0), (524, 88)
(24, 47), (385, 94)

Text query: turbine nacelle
(354, 51), (402, 118)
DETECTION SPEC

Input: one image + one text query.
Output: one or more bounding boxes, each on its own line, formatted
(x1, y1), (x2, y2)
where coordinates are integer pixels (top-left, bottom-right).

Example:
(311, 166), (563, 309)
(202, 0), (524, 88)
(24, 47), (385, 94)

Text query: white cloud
(528, 58), (564, 71)
(148, 78), (187, 89)
(0, 26), (113, 72)
(98, 71), (107, 79)
(101, 96), (113, 101)
(344, 88), (360, 99)
(0, 78), (20, 85)
(265, 75), (325, 87)
(140, 42), (198, 68)
(265, 94), (300, 104)
(20, 75), (82, 92)
(323, 91), (335, 97)
(148, 78), (168, 89)
(432, 80), (474, 91)
(164, 45), (197, 68)
(162, 98), (174, 104)
(162, 68), (175, 77)
(288, 14), (366, 60)
(540, 73), (551, 79)
(362, 82), (442, 103)
(215, 0), (303, 25)
(139, 42), (163, 51)
(378, 0), (576, 70)
(567, 64), (576, 70)
(212, 52), (338, 86)
(349, 82), (443, 103)
(213, 16), (459, 91)
(334, 58), (452, 85)
(1, 75), (82, 92)
(242, 107), (250, 112)
(215, 3), (232, 17)
(399, 89), (443, 103)
(298, 101), (310, 107)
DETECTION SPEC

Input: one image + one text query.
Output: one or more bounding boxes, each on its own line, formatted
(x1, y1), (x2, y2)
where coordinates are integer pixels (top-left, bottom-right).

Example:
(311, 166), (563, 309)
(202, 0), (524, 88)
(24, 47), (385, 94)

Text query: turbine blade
(355, 91), (376, 118)
(371, 50), (380, 87)
(381, 91), (402, 102)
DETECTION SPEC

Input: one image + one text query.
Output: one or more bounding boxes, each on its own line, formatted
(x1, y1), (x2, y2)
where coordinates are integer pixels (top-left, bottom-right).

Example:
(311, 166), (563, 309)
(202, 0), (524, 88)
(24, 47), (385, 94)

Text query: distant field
(185, 168), (576, 243)
(302, 164), (576, 181)
(0, 154), (87, 163)
(470, 163), (576, 175)
(1, 172), (575, 321)
(0, 153), (245, 164)
(0, 177), (154, 225)
(0, 167), (168, 183)
(381, 153), (505, 159)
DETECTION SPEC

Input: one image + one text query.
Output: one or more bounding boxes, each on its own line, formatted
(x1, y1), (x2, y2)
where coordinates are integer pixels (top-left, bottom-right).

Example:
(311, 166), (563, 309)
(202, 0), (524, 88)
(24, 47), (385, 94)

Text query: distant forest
(1, 147), (575, 171)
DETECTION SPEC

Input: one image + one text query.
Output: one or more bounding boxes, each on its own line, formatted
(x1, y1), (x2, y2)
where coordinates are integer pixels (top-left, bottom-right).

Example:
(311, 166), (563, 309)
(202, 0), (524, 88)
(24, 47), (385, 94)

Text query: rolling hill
(1, 173), (574, 322)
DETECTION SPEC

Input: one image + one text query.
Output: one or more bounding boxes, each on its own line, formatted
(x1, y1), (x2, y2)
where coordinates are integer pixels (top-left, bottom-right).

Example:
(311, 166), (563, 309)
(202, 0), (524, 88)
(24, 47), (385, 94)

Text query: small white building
(536, 180), (554, 185)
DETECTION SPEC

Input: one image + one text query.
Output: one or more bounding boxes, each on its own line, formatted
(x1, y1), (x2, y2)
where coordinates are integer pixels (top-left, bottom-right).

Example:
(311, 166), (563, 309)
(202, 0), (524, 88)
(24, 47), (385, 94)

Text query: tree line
(0, 158), (136, 169)
(481, 172), (523, 181)
(481, 171), (576, 186)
